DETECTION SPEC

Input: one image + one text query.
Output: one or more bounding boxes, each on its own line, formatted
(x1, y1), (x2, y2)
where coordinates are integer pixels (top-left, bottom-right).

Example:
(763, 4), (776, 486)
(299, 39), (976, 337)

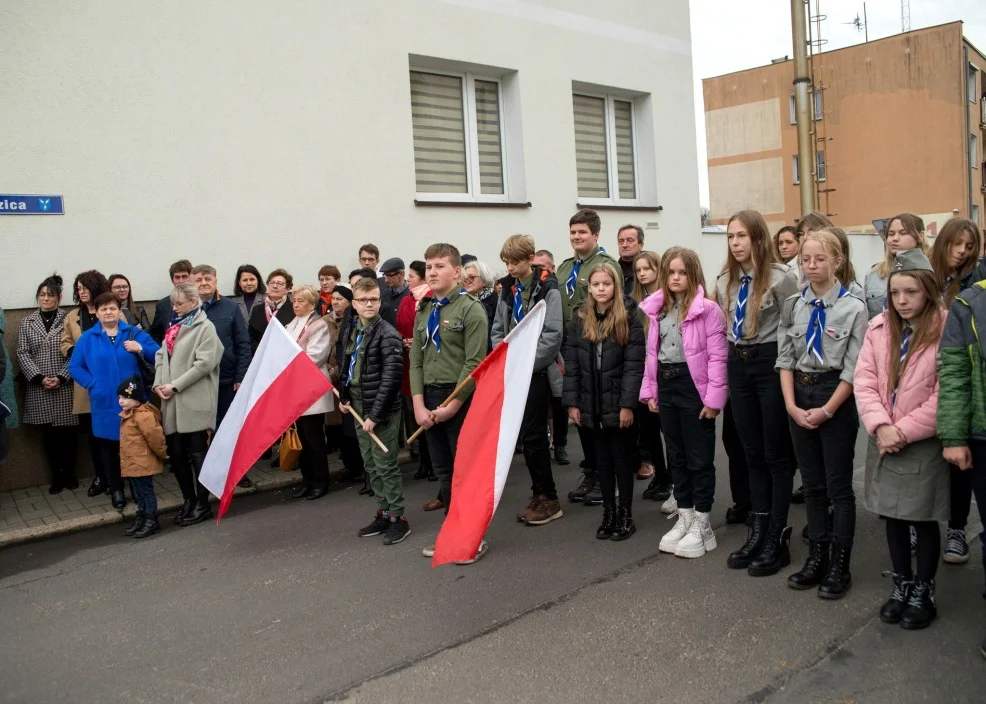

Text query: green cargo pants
(351, 390), (405, 517)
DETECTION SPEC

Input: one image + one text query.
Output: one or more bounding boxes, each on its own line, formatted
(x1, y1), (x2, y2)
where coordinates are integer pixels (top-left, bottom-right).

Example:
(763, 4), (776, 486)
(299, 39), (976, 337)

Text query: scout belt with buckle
(796, 370), (839, 385)
(660, 363), (688, 380)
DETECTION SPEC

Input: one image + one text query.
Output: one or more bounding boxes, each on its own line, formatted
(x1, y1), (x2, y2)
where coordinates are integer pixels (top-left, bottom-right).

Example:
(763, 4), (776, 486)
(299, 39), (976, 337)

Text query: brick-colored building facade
(703, 22), (986, 235)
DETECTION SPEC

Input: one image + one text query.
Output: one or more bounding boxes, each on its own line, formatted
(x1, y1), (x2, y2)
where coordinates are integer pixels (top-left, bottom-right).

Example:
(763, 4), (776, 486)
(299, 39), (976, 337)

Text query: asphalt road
(1, 428), (984, 704)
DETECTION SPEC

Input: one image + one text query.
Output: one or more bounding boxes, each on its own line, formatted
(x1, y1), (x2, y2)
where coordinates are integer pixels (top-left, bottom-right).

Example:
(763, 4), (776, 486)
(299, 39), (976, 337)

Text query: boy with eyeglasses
(339, 276), (410, 545)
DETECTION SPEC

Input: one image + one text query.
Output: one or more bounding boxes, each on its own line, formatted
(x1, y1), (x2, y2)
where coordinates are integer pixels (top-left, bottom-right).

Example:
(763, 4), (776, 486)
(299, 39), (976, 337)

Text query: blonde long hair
(721, 209), (779, 340)
(579, 263), (630, 345)
(631, 251), (662, 303)
(659, 247), (707, 316)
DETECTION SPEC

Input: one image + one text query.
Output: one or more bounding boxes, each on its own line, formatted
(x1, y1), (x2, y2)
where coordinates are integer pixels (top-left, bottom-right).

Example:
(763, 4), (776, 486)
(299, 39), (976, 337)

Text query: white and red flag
(432, 300), (547, 567)
(199, 318), (332, 521)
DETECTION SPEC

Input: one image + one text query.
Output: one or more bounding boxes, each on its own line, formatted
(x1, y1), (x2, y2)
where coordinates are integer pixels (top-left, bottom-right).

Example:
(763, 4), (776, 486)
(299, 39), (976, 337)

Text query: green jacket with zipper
(938, 280), (986, 447)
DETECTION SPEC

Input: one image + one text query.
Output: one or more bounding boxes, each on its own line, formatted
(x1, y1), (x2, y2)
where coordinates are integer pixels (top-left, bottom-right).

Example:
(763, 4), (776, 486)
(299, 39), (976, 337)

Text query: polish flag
(432, 300), (548, 566)
(199, 318), (332, 521)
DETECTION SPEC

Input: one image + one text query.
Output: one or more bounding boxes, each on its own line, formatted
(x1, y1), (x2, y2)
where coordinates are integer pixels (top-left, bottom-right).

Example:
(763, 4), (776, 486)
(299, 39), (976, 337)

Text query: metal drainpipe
(791, 0), (814, 215)
(966, 44), (973, 220)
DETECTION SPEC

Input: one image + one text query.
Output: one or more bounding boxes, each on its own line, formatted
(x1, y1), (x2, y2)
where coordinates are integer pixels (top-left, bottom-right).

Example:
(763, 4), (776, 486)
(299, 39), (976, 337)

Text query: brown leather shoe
(636, 462), (655, 480)
(516, 495), (539, 522)
(525, 496), (563, 526)
(422, 498), (446, 512)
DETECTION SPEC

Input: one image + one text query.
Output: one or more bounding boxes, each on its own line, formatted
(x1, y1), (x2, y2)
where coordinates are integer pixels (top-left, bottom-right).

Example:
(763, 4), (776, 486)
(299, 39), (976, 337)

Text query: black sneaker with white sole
(383, 517), (411, 545)
(944, 528), (970, 564)
(358, 511), (390, 537)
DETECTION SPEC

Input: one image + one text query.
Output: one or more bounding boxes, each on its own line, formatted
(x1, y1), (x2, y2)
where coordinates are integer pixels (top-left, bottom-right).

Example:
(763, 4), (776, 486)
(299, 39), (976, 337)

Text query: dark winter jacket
(149, 296), (173, 344)
(938, 280), (986, 446)
(338, 316), (404, 423)
(248, 299), (294, 354)
(562, 296), (645, 429)
(202, 295), (251, 385)
(380, 282), (411, 329)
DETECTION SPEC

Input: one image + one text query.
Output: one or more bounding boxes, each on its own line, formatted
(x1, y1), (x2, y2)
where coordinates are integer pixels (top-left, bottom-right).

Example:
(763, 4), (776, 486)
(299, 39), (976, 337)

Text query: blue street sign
(0, 195), (64, 215)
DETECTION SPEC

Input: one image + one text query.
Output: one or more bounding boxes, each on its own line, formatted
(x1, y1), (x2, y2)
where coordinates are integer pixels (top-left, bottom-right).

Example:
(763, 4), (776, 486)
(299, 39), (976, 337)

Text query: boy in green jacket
(937, 279), (986, 659)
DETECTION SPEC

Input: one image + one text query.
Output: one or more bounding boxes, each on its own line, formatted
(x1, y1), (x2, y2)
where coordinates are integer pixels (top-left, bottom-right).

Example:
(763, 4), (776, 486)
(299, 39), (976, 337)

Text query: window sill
(576, 203), (662, 211)
(414, 200), (532, 208)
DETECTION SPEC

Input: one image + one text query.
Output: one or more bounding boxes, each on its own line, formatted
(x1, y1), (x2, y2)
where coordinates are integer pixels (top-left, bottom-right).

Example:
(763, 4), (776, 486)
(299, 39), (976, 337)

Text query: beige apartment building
(703, 21), (986, 236)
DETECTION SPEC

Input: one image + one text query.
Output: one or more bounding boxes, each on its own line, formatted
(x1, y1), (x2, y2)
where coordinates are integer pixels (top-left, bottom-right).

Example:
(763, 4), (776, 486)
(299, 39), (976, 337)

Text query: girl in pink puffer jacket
(854, 249), (948, 631)
(639, 247), (728, 560)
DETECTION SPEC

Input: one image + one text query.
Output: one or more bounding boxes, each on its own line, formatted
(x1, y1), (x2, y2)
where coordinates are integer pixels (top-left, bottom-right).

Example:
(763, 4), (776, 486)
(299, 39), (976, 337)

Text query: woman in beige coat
(153, 282), (223, 526)
(284, 285), (335, 500)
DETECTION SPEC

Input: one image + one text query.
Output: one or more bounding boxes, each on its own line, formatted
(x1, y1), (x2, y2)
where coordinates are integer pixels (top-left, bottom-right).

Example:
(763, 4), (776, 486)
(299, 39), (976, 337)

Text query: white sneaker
(659, 508), (694, 553)
(660, 495), (678, 514)
(422, 544), (435, 558)
(454, 539), (489, 565)
(675, 511), (717, 558)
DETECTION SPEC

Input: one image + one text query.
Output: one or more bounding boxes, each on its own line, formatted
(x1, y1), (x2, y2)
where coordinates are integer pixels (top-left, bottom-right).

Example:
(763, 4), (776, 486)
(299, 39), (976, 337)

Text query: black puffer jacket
(562, 296), (645, 429)
(338, 316), (404, 423)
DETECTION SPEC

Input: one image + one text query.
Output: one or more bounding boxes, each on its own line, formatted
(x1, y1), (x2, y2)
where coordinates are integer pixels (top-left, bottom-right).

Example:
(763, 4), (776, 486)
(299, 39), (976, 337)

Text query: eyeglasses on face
(353, 297), (381, 305)
(111, 285), (130, 291)
(268, 280), (287, 288)
(462, 275), (478, 284)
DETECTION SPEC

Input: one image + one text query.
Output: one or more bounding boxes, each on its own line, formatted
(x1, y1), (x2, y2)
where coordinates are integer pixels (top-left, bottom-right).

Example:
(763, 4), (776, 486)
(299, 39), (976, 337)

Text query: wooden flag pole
(405, 375), (473, 445)
(333, 388), (388, 453)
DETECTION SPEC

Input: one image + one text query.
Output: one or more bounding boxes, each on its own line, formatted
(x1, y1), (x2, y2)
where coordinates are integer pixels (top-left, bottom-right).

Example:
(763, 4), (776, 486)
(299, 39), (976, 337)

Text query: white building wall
(0, 0), (700, 308)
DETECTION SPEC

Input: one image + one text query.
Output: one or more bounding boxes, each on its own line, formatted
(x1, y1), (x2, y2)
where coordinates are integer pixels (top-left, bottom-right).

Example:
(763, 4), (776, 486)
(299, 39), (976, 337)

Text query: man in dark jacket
(149, 259), (193, 343)
(492, 235), (565, 526)
(379, 257), (411, 328)
(617, 224), (644, 292)
(193, 265), (251, 484)
(339, 276), (410, 545)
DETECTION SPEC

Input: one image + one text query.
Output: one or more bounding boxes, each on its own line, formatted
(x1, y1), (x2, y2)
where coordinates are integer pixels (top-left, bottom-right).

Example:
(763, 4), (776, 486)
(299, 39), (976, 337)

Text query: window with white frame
(573, 92), (637, 203)
(816, 150), (826, 181)
(969, 63), (979, 103)
(409, 69), (506, 200)
(972, 133), (979, 169)
(792, 154), (800, 184)
(789, 93), (822, 123)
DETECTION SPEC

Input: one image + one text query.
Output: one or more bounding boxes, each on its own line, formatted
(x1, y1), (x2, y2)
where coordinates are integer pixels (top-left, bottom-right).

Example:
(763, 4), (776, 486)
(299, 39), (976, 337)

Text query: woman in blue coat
(68, 292), (159, 509)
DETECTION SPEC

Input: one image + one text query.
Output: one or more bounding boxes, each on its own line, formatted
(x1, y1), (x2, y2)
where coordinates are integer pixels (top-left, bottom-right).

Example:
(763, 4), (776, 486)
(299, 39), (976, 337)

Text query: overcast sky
(689, 0), (986, 206)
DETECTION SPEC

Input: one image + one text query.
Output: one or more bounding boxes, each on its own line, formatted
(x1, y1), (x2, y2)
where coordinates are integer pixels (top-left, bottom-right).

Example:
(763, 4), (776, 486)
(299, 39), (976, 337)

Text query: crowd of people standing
(4, 206), (986, 656)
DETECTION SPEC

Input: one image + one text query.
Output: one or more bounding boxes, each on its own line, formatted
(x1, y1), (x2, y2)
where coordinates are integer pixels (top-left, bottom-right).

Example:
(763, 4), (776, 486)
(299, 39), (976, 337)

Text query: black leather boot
(124, 512), (146, 536)
(596, 503), (616, 539)
(899, 579), (936, 630)
(133, 515), (160, 539)
(110, 489), (126, 510)
(173, 499), (194, 525)
(788, 540), (829, 590)
(817, 543), (852, 599)
(749, 523), (792, 576)
(180, 453), (213, 526)
(87, 476), (107, 497)
(727, 512), (769, 569)
(725, 504), (750, 525)
(610, 506), (636, 541)
(879, 571), (913, 624)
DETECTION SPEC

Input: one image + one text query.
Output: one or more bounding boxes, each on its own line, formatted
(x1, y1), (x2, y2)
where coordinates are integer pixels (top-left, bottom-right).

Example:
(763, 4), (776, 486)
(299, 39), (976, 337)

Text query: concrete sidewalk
(0, 453), (373, 548)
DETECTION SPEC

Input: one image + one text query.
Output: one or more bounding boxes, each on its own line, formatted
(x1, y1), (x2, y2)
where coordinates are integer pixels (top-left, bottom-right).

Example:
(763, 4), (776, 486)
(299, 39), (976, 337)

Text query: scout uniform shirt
(658, 301), (686, 364)
(775, 283), (867, 384)
(716, 263), (799, 345)
(409, 289), (489, 401)
(556, 245), (619, 328)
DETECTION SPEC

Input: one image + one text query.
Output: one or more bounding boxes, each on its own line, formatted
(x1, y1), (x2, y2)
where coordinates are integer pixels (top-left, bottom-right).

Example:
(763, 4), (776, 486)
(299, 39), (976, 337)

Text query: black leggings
(949, 463), (972, 530)
(886, 518), (940, 581)
(593, 427), (636, 509)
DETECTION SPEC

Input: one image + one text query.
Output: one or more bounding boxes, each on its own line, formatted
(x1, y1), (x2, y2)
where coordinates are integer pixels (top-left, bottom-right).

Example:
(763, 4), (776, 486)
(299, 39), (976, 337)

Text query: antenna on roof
(901, 0), (910, 32)
(845, 4), (868, 42)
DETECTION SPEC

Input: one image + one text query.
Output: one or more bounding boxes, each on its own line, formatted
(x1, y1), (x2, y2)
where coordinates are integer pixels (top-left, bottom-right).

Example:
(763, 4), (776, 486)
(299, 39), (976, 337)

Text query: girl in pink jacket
(855, 249), (948, 631)
(639, 247), (728, 559)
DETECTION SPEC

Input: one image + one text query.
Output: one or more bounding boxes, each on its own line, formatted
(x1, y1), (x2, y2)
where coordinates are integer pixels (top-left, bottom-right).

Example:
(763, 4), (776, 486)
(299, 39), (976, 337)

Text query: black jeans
(788, 375), (858, 547)
(296, 414), (329, 490)
(722, 401), (751, 508)
(77, 413), (106, 483)
(727, 344), (793, 525)
(41, 424), (78, 483)
(549, 395), (568, 449)
(340, 414), (364, 475)
(216, 383), (236, 429)
(593, 426), (636, 508)
(95, 438), (122, 492)
(520, 373), (556, 499)
(166, 431), (209, 501)
(949, 463), (973, 530)
(968, 440), (986, 597)
(634, 403), (670, 484)
(423, 384), (470, 513)
(403, 396), (432, 471)
(128, 476), (158, 516)
(577, 424), (596, 471)
(887, 518), (939, 581)
(659, 367), (716, 513)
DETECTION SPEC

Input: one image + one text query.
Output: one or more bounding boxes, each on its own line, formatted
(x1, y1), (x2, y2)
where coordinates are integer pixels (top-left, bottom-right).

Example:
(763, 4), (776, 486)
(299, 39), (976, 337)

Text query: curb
(0, 472), (303, 549)
(0, 449), (414, 549)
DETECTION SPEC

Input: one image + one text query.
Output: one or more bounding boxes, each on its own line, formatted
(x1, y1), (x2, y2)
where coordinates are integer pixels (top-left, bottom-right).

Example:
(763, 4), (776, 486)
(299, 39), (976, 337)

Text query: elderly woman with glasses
(248, 268), (294, 354)
(284, 284), (336, 500)
(153, 282), (223, 526)
(462, 259), (497, 352)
